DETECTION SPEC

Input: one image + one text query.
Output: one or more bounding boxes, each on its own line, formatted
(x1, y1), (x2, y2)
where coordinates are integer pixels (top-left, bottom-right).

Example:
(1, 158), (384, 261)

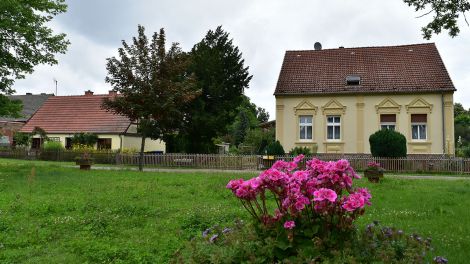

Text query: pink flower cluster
(367, 161), (381, 169)
(227, 156), (372, 231)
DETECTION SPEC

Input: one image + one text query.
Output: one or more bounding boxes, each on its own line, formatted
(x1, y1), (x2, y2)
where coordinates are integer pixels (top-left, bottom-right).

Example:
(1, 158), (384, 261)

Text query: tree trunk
(139, 135), (146, 171)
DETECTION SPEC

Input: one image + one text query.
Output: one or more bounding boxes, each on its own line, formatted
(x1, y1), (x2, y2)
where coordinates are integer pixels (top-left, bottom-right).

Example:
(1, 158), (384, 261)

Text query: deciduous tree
(0, 0), (69, 116)
(102, 25), (197, 171)
(404, 0), (470, 39)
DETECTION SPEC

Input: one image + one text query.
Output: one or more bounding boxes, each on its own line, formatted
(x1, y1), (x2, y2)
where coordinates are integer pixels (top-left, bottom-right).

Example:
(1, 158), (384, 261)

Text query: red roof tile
(20, 94), (131, 134)
(274, 43), (455, 95)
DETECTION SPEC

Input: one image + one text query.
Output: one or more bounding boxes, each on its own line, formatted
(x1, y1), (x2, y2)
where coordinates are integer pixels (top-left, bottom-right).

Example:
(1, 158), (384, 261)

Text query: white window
(411, 114), (427, 140)
(327, 116), (341, 140)
(380, 114), (396, 131)
(299, 116), (313, 140)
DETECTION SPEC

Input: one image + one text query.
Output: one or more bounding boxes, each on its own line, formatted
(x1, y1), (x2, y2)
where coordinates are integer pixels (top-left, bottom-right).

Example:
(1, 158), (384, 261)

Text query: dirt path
(66, 165), (470, 180)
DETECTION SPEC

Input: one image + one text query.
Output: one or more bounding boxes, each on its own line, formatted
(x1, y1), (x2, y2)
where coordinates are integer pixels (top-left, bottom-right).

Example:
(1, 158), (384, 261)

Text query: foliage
(13, 132), (30, 147)
(0, 0), (69, 93)
(0, 161), (468, 262)
(256, 107), (270, 123)
(455, 102), (470, 156)
(173, 26), (252, 153)
(71, 143), (95, 153)
(289, 146), (312, 156)
(42, 141), (65, 151)
(175, 220), (440, 263)
(31, 126), (49, 142)
(243, 128), (275, 155)
(265, 140), (285, 155)
(404, 0), (470, 39)
(0, 95), (22, 118)
(103, 25), (198, 170)
(71, 133), (98, 147)
(369, 129), (407, 157)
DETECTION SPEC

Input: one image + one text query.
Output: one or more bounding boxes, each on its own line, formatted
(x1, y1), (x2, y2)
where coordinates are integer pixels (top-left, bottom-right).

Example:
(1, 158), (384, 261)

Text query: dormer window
(346, 75), (361, 85)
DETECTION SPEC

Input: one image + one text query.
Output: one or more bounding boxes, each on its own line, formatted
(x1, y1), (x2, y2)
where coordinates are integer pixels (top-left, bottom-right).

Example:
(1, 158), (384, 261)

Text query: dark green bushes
(369, 129), (407, 157)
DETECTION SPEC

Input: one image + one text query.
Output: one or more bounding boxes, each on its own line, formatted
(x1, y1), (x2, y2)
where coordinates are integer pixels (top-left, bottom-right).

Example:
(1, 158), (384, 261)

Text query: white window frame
(411, 122), (427, 140)
(326, 115), (341, 141)
(299, 115), (313, 141)
(380, 123), (396, 131)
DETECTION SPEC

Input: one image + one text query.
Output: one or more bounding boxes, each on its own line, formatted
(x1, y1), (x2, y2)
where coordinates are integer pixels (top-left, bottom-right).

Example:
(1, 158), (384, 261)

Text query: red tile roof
(274, 43), (455, 95)
(20, 94), (131, 134)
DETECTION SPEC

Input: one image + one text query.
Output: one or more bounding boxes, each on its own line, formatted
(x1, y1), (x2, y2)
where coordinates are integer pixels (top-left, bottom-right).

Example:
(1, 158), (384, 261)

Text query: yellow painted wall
(275, 93), (454, 155)
(33, 133), (166, 152)
(122, 135), (166, 152)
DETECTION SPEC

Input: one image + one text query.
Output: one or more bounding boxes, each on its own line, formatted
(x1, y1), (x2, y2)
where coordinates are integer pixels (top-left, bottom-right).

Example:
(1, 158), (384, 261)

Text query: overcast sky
(12, 0), (470, 119)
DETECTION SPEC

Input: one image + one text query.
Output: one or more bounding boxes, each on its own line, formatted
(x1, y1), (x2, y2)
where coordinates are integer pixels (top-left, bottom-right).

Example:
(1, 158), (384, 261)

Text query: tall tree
(173, 26), (252, 153)
(102, 25), (197, 171)
(0, 0), (69, 116)
(404, 0), (470, 39)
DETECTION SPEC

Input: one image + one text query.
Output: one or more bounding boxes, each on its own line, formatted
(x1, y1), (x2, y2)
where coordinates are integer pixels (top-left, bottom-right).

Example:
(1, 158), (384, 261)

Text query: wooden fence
(116, 153), (470, 174)
(1, 150), (470, 174)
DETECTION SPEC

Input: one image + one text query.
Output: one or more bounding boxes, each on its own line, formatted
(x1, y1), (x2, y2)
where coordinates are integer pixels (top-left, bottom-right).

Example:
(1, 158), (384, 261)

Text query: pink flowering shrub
(226, 155), (372, 248)
(367, 161), (381, 170)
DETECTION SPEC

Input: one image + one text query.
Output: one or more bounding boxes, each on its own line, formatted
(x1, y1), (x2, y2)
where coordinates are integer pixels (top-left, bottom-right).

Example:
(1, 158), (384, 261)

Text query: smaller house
(19, 90), (165, 152)
(0, 93), (53, 146)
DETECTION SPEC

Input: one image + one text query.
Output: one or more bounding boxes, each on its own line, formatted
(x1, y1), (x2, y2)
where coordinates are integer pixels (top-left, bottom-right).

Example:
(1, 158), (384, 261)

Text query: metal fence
(1, 150), (469, 174)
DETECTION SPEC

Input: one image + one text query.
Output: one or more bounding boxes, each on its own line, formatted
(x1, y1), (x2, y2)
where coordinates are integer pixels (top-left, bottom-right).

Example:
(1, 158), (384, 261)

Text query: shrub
(369, 129), (407, 157)
(265, 140), (285, 155)
(72, 132), (99, 147)
(13, 132), (31, 147)
(42, 141), (65, 151)
(289, 146), (312, 156)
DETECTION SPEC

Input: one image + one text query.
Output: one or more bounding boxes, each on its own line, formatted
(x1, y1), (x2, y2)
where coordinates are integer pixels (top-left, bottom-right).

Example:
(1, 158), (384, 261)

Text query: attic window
(346, 75), (361, 85)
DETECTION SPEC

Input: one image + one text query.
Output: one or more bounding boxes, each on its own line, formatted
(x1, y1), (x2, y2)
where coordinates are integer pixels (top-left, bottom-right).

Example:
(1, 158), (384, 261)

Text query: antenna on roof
(314, 42), (322, 50)
(53, 78), (58, 96)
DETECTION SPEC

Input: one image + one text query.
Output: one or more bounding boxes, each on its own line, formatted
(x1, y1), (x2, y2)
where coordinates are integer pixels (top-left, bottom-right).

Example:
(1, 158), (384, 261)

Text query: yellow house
(274, 43), (455, 155)
(20, 90), (165, 152)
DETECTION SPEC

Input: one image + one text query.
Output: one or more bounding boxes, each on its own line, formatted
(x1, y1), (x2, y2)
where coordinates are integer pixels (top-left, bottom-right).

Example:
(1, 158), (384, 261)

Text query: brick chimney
(108, 90), (118, 96)
(84, 90), (94, 96)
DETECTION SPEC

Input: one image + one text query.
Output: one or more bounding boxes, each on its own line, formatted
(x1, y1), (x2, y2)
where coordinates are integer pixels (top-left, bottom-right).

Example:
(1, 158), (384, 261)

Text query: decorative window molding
(321, 99), (346, 115)
(406, 98), (433, 113)
(294, 100), (317, 116)
(375, 97), (401, 114)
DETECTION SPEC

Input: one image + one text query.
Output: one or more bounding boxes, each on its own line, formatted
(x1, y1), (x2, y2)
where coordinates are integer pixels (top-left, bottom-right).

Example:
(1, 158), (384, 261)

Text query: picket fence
(1, 150), (469, 173)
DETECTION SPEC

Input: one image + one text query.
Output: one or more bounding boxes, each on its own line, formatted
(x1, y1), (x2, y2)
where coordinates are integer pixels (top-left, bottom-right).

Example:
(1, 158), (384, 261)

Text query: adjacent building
(274, 43), (455, 155)
(19, 90), (165, 152)
(0, 93), (53, 146)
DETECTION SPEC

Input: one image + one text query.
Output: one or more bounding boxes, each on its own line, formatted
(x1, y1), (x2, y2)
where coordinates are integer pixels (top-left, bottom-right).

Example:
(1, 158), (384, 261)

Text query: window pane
(334, 126), (340, 139)
(307, 126), (312, 139)
(412, 125), (419, 139)
(305, 116), (312, 124)
(389, 125), (395, 131)
(419, 125), (426, 139)
(327, 116), (334, 123)
(300, 126), (306, 139)
(327, 126), (334, 139)
(334, 116), (340, 123)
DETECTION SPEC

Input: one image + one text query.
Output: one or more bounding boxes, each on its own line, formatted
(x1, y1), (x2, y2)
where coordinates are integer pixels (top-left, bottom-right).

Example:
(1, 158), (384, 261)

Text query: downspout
(441, 93), (446, 155)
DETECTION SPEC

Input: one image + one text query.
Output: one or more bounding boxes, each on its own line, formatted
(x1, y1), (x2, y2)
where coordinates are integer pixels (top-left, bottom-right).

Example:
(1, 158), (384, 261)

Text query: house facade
(0, 93), (53, 146)
(19, 90), (165, 152)
(274, 43), (455, 155)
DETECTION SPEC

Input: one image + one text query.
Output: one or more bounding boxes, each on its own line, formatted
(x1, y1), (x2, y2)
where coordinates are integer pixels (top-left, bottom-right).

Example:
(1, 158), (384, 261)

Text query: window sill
(408, 141), (431, 145)
(295, 141), (317, 145)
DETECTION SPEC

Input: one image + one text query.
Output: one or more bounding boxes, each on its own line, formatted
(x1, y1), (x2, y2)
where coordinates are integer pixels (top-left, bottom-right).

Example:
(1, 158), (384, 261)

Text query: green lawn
(0, 159), (469, 263)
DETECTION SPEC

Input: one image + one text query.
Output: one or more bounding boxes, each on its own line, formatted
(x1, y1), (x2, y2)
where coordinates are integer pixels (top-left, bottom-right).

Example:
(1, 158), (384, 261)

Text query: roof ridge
(285, 42), (435, 52)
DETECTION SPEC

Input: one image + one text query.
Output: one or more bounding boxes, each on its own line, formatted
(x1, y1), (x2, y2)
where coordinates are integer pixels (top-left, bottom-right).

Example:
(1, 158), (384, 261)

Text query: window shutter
(411, 114), (427, 122)
(380, 114), (396, 122)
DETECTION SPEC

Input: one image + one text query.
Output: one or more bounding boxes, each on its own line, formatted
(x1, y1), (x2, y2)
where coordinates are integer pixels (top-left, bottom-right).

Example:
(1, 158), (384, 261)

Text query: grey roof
(0, 93), (54, 122)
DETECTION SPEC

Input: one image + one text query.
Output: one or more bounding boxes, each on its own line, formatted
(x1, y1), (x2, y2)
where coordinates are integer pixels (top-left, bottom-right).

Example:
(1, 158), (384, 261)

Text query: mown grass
(0, 159), (469, 263)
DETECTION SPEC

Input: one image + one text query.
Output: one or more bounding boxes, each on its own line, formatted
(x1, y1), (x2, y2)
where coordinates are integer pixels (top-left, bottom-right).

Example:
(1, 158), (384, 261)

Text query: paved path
(66, 165), (470, 180)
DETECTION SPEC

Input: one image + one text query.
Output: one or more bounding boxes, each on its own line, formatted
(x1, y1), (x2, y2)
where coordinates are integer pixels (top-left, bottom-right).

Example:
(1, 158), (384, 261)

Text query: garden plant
(177, 155), (447, 263)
